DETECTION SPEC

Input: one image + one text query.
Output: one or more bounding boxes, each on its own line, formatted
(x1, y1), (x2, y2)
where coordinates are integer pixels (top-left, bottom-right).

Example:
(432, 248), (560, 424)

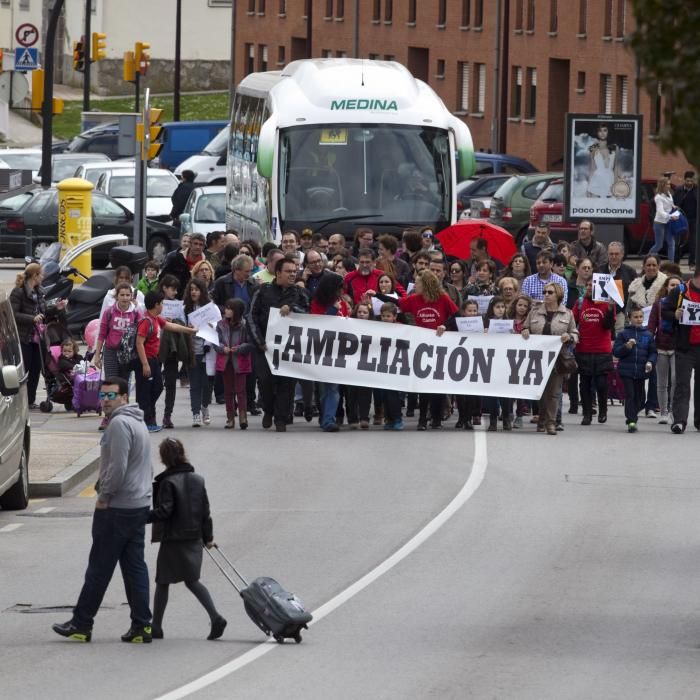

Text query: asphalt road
(1, 397), (700, 699)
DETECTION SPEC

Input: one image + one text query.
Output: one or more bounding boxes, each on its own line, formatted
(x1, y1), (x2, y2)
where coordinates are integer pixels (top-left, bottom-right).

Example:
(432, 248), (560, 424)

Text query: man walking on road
(52, 377), (154, 643)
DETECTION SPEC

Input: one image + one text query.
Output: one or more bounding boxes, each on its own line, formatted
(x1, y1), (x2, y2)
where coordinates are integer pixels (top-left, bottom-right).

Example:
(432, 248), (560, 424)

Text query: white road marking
(34, 507), (56, 514)
(0, 524), (23, 533)
(154, 432), (489, 700)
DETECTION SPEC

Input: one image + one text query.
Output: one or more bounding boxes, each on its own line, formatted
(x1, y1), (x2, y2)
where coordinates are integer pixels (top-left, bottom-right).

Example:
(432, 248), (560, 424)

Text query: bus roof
(236, 58), (454, 130)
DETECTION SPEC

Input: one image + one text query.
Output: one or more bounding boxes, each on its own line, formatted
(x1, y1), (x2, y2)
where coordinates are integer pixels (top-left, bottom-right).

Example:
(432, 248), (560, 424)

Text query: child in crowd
(346, 302), (374, 429)
(215, 299), (254, 430)
(378, 302), (404, 431)
(136, 260), (161, 296)
(484, 296), (513, 431)
(57, 338), (83, 375)
(509, 294), (533, 428)
(613, 305), (657, 433)
(453, 298), (482, 430)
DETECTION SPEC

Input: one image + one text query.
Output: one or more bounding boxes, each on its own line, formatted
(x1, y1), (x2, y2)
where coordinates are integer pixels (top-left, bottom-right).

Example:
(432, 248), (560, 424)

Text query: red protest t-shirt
(138, 314), (167, 359)
(398, 293), (457, 329)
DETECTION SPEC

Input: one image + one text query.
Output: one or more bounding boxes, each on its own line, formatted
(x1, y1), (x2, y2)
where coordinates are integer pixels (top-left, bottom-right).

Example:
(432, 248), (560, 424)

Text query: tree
(629, 1), (700, 166)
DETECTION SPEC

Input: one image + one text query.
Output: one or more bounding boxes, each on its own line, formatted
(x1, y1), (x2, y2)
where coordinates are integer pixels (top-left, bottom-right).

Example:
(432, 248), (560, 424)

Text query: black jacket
(9, 284), (65, 344)
(599, 262), (637, 309)
(247, 282), (310, 348)
(159, 251), (192, 300)
(212, 273), (258, 312)
(148, 463), (213, 544)
(170, 181), (196, 219)
(673, 185), (698, 220)
(661, 281), (700, 352)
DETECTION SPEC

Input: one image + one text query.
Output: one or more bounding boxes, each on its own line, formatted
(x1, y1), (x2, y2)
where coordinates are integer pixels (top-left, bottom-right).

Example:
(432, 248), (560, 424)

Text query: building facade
(233, 0), (691, 181)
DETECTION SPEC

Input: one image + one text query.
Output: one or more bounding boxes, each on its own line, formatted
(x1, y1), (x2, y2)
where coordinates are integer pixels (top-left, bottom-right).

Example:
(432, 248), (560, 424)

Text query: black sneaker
(249, 407), (262, 416)
(262, 413), (273, 429)
(52, 620), (91, 642)
(207, 616), (227, 640)
(671, 422), (686, 434)
(121, 625), (152, 643)
(151, 626), (164, 639)
(416, 421), (427, 431)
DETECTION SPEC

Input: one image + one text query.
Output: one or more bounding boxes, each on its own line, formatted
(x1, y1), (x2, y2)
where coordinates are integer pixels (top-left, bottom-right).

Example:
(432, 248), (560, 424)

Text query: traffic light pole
(134, 88), (150, 250)
(83, 0), (92, 113)
(41, 0), (66, 188)
(134, 71), (140, 114)
(174, 0), (182, 121)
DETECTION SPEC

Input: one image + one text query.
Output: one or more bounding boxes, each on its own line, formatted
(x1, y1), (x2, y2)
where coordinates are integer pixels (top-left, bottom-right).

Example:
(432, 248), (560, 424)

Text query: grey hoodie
(98, 404), (153, 508)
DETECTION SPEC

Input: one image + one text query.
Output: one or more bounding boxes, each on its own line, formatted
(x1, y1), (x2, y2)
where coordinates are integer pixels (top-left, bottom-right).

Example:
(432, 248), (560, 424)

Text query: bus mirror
(257, 116), (277, 179)
(448, 116), (476, 180)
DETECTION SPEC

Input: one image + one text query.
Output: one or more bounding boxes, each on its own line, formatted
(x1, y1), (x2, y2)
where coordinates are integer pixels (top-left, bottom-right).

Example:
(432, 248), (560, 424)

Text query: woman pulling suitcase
(148, 438), (227, 640)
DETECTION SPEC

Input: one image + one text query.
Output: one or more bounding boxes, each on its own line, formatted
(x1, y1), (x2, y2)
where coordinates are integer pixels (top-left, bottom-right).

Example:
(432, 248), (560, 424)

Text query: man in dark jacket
(662, 266), (700, 433)
(673, 171), (698, 266)
(599, 241), (637, 331)
(247, 255), (310, 431)
(570, 220), (608, 270)
(159, 232), (206, 298)
(170, 170), (196, 222)
(212, 254), (256, 311)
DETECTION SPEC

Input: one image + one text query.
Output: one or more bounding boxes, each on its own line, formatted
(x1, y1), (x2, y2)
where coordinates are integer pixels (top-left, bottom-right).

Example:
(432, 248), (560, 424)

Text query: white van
(0, 294), (30, 511)
(173, 126), (228, 185)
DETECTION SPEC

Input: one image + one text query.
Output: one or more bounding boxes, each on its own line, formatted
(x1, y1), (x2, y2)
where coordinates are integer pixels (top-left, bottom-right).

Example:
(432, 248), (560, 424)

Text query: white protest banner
(467, 295), (493, 315)
(592, 273), (611, 302)
(456, 316), (484, 333)
(681, 299), (700, 325)
(642, 305), (652, 327)
(162, 299), (185, 322)
(265, 310), (561, 400)
(187, 301), (221, 330)
(488, 319), (514, 334)
(604, 277), (625, 307)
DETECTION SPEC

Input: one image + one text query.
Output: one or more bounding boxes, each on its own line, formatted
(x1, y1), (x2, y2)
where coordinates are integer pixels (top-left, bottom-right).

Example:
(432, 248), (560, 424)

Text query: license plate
(542, 214), (562, 223)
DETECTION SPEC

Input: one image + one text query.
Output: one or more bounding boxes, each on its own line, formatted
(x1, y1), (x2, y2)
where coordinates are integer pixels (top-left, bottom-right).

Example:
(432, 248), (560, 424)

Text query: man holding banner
(663, 267), (700, 434)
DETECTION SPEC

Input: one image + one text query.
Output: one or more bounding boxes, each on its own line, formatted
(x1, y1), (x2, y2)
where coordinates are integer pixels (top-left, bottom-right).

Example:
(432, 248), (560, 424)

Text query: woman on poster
(585, 123), (625, 199)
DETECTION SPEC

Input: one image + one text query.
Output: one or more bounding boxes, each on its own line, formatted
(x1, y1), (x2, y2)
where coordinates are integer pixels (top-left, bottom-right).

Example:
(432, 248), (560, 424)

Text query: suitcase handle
(205, 544), (249, 593)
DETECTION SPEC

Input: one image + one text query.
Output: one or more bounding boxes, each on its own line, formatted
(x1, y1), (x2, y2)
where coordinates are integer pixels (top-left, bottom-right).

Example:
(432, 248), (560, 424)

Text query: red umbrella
(436, 220), (517, 265)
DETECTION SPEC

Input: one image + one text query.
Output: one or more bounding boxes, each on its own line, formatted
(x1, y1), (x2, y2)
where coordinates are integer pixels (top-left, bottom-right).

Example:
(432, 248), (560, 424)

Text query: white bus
(225, 58), (476, 244)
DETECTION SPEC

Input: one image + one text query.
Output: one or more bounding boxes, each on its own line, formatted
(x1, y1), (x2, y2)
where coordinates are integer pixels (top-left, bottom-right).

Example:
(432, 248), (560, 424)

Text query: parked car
(95, 168), (179, 222)
(178, 185), (226, 234)
(0, 293), (30, 510)
(489, 172), (563, 244)
(473, 152), (538, 176)
(456, 174), (513, 219)
(0, 148), (43, 179)
(0, 188), (178, 263)
(174, 126), (228, 185)
(36, 153), (111, 185)
(63, 122), (122, 160)
(73, 160), (135, 186)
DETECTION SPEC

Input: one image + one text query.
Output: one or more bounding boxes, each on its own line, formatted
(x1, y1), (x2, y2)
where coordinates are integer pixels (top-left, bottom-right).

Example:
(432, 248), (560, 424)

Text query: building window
(369, 53), (380, 59)
(474, 63), (486, 114)
(578, 0), (587, 34)
(19, 0), (29, 8)
(325, 0), (332, 19)
(436, 59), (445, 79)
(248, 0), (255, 12)
(577, 71), (586, 93)
(600, 74), (613, 113)
(336, 0), (344, 18)
(461, 0), (470, 27)
(549, 0), (558, 33)
(526, 0), (535, 31)
(650, 83), (662, 134)
(277, 45), (286, 65)
(337, 50), (347, 58)
(321, 49), (332, 57)
(438, 0), (446, 26)
(474, 0), (483, 28)
(384, 54), (394, 61)
(258, 0), (265, 13)
(603, 0), (613, 37)
(246, 43), (255, 74)
(279, 0), (286, 15)
(458, 62), (470, 112)
(259, 44), (268, 71)
(526, 67), (537, 118)
(511, 67), (522, 116)
(384, 0), (392, 23)
(372, 0), (380, 22)
(617, 75), (628, 113)
(408, 0), (416, 24)
(514, 0), (523, 31)
(616, 0), (626, 37)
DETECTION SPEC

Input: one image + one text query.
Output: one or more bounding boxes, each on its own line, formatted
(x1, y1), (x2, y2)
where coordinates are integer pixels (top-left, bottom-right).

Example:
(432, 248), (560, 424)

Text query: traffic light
(52, 98), (64, 115)
(123, 51), (136, 82)
(136, 108), (164, 160)
(72, 39), (85, 72)
(134, 41), (150, 75)
(31, 69), (44, 112)
(91, 32), (107, 62)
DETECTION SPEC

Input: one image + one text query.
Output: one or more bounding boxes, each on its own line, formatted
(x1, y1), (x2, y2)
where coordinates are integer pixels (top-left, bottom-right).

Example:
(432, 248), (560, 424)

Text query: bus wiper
(314, 214), (383, 232)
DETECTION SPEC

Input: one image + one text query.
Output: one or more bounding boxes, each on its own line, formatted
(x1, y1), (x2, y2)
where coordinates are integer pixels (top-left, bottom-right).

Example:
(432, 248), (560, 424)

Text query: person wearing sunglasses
(53, 376), (155, 644)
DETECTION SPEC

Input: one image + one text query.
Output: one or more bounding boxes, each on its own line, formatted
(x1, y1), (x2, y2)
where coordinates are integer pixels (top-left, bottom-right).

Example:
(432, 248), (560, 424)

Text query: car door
(91, 193), (134, 240)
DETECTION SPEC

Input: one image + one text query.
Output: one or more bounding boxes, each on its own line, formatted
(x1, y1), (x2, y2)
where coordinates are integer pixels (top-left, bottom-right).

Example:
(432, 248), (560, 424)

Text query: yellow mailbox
(57, 178), (94, 282)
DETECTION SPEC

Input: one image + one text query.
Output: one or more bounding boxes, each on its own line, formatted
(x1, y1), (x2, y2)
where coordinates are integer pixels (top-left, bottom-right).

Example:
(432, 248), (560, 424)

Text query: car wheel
(33, 241), (50, 259)
(0, 441), (29, 510)
(147, 236), (169, 265)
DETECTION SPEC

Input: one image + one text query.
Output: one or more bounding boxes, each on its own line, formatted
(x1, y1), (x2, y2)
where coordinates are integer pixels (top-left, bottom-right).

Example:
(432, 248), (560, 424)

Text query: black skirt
(155, 540), (203, 584)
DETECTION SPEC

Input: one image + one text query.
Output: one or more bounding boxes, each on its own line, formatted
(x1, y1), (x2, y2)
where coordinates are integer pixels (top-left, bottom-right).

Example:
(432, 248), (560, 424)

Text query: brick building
(233, 0), (691, 182)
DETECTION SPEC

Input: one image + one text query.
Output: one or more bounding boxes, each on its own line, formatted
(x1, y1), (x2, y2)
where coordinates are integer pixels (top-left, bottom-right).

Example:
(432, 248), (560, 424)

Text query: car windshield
(278, 124), (452, 228)
(203, 127), (229, 156)
(492, 176), (523, 200)
(52, 160), (85, 181)
(194, 193), (225, 222)
(538, 182), (563, 202)
(108, 175), (177, 198)
(0, 152), (42, 170)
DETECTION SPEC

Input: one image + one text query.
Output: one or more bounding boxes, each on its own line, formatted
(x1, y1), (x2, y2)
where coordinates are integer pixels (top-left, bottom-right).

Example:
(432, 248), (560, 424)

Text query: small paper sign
(681, 299), (700, 325)
(488, 319), (514, 334)
(642, 305), (652, 327)
(162, 299), (185, 321)
(456, 316), (484, 333)
(593, 273), (611, 302)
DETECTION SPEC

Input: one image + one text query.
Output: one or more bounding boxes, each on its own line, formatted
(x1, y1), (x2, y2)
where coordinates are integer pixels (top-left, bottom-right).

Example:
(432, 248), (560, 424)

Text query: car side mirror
(0, 365), (21, 396)
(178, 213), (191, 232)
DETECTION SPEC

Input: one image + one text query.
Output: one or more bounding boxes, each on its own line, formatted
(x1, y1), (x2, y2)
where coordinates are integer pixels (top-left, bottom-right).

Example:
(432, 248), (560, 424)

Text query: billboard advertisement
(564, 113), (642, 223)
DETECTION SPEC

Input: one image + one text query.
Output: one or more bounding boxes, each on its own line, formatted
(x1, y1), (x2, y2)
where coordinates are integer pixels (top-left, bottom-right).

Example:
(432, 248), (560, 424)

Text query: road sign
(14, 48), (38, 72)
(15, 23), (39, 48)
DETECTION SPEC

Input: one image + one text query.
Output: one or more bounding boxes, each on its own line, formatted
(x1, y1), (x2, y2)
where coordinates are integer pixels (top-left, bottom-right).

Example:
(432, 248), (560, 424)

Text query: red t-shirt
(573, 297), (614, 353)
(138, 314), (167, 359)
(398, 293), (458, 329)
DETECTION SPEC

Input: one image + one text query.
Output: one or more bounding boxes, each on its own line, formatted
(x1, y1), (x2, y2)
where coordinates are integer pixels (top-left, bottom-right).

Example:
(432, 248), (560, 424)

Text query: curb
(29, 445), (101, 498)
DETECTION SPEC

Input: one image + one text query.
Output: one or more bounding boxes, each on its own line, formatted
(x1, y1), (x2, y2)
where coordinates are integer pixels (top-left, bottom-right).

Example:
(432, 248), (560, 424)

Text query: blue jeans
(650, 222), (675, 261)
(188, 355), (211, 414)
(73, 507), (151, 629)
(318, 383), (340, 429)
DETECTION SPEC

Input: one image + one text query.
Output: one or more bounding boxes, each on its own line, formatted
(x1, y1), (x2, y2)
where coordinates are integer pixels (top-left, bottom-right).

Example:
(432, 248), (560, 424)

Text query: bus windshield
(277, 124), (451, 231)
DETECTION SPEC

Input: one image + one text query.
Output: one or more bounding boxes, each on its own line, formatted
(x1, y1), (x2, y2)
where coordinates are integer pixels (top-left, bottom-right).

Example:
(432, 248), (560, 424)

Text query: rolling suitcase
(72, 367), (102, 416)
(607, 360), (625, 405)
(206, 545), (312, 644)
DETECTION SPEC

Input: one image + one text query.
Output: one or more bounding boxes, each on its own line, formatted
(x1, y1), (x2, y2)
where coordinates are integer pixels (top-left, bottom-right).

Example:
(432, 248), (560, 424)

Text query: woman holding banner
(522, 281), (579, 435)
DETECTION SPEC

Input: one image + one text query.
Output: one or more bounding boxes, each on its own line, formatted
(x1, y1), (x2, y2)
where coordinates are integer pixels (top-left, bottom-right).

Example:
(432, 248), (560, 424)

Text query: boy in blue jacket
(613, 305), (657, 432)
